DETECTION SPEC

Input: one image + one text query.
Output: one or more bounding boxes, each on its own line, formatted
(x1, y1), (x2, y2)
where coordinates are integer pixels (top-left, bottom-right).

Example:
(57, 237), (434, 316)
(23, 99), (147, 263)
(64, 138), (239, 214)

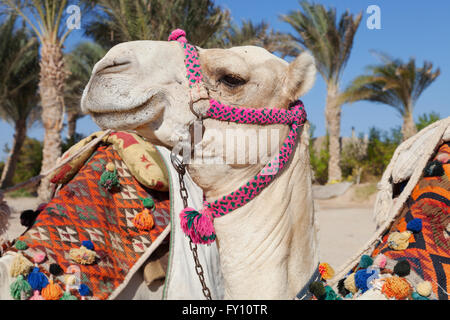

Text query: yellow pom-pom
(387, 231), (411, 250)
(10, 253), (33, 277)
(105, 162), (116, 172)
(416, 281), (432, 297)
(381, 276), (411, 300)
(69, 246), (96, 265)
(132, 208), (154, 231)
(41, 279), (63, 300)
(318, 263), (335, 280)
(64, 274), (77, 286)
(344, 273), (357, 294)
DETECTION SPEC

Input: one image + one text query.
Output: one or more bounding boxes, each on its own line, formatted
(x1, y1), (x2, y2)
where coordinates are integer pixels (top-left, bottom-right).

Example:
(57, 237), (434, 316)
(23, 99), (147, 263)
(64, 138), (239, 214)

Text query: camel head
(81, 39), (316, 197)
(81, 40), (315, 146)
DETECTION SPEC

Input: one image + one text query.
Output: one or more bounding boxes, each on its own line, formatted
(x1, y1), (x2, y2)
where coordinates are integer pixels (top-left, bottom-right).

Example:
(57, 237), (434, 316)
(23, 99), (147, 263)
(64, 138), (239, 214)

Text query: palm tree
(64, 41), (106, 142)
(0, 15), (40, 188)
(85, 0), (228, 49)
(281, 1), (362, 183)
(211, 19), (301, 58)
(342, 54), (440, 140)
(3, 0), (92, 200)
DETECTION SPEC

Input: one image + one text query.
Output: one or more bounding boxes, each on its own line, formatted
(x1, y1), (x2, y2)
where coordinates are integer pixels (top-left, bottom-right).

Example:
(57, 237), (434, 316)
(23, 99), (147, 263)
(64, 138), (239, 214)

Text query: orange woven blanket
(8, 143), (170, 300)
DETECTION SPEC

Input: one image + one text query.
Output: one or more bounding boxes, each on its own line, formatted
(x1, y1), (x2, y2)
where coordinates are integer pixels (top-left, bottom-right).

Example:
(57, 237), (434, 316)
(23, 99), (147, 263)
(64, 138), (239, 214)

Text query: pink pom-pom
(168, 29), (187, 43)
(180, 207), (200, 241)
(179, 207), (216, 245)
(194, 208), (216, 245)
(374, 254), (387, 269)
(33, 252), (46, 264)
(29, 290), (44, 300)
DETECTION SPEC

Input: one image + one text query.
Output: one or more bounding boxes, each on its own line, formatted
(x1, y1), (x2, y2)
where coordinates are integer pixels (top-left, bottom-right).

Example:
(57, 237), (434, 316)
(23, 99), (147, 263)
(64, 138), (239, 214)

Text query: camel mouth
(88, 94), (164, 130)
(90, 94), (154, 116)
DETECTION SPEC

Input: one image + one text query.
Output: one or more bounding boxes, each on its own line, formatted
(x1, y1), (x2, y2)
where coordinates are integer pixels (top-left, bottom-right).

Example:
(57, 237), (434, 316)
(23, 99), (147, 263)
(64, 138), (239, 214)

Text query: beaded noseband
(168, 29), (307, 245)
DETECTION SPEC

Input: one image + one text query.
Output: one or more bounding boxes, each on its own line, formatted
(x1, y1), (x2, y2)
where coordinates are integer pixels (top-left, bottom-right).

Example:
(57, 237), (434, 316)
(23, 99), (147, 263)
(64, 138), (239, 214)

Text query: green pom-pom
(358, 255), (373, 269)
(324, 285), (341, 300)
(15, 240), (28, 250)
(60, 292), (78, 300)
(139, 197), (155, 209)
(309, 281), (326, 300)
(100, 169), (120, 190)
(10, 275), (32, 300)
(412, 292), (429, 300)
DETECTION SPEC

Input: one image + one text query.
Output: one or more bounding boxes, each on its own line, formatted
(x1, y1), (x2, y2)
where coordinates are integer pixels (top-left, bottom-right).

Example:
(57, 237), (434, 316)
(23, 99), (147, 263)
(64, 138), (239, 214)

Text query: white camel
(80, 39), (319, 299)
(0, 38), (318, 300)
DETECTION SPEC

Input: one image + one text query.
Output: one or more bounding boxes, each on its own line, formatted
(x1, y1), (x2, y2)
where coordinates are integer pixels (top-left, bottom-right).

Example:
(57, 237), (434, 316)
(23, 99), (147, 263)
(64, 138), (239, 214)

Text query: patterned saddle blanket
(371, 142), (450, 300)
(6, 142), (171, 300)
(332, 142), (449, 300)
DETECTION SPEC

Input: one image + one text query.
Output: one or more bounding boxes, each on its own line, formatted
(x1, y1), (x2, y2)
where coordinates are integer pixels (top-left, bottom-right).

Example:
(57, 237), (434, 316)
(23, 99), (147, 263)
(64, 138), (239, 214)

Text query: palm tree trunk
(36, 40), (66, 201)
(66, 112), (78, 141)
(401, 110), (417, 141)
(0, 118), (27, 189)
(325, 83), (342, 183)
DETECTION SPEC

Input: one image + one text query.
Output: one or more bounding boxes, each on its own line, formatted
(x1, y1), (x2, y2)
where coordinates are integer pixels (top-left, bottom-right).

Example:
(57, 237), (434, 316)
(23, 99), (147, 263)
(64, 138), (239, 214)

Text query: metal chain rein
(170, 152), (212, 300)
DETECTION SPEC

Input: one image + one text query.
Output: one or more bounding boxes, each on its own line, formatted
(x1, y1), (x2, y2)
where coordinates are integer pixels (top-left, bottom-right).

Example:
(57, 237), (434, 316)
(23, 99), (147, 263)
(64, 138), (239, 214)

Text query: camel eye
(219, 74), (246, 88)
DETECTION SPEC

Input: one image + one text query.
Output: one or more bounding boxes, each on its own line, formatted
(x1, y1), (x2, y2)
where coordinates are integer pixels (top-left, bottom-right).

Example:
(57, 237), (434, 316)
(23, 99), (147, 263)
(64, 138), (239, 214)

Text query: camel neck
(211, 126), (319, 299)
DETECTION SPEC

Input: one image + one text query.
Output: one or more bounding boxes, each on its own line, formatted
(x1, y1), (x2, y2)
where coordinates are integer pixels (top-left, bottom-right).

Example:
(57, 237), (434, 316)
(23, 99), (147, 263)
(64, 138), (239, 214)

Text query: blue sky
(1, 0), (449, 161)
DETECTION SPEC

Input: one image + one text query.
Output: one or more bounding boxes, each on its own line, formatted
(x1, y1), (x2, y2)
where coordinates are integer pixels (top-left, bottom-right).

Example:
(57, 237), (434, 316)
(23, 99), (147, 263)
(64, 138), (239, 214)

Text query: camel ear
(282, 51), (316, 100)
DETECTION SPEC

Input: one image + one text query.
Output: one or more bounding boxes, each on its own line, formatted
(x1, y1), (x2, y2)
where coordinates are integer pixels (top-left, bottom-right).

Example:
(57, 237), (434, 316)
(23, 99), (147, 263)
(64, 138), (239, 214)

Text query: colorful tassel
(49, 263), (63, 276)
(29, 290), (44, 300)
(10, 253), (33, 277)
(357, 255), (374, 269)
(78, 284), (90, 300)
(27, 267), (49, 291)
(32, 252), (46, 264)
(133, 208), (155, 231)
(318, 262), (335, 280)
(373, 254), (387, 269)
(99, 162), (120, 190)
(69, 246), (96, 265)
(41, 279), (63, 300)
(179, 207), (216, 244)
(133, 197), (156, 231)
(60, 291), (78, 300)
(324, 285), (341, 300)
(387, 231), (411, 250)
(381, 276), (411, 300)
(81, 240), (94, 251)
(309, 281), (326, 300)
(15, 240), (28, 250)
(10, 275), (32, 300)
(407, 218), (422, 233)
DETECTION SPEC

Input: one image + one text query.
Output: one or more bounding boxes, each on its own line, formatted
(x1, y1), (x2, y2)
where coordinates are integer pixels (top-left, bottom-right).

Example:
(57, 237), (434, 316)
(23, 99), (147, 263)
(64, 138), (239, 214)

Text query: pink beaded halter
(168, 29), (307, 245)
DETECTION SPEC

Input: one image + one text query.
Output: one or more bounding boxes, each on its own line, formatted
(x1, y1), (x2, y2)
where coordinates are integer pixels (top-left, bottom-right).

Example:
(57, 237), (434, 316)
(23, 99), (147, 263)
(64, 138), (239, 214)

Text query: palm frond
(342, 55), (440, 117)
(280, 1), (362, 83)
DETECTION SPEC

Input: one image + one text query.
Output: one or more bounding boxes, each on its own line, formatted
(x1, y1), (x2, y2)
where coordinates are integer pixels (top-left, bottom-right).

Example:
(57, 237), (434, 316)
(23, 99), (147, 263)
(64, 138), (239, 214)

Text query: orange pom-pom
(41, 279), (63, 300)
(133, 208), (154, 231)
(318, 262), (335, 280)
(381, 276), (411, 300)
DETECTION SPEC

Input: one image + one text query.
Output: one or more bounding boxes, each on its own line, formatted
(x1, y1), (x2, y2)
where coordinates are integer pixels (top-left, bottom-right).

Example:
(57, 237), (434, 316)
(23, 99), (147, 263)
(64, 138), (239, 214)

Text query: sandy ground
(3, 185), (377, 273)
